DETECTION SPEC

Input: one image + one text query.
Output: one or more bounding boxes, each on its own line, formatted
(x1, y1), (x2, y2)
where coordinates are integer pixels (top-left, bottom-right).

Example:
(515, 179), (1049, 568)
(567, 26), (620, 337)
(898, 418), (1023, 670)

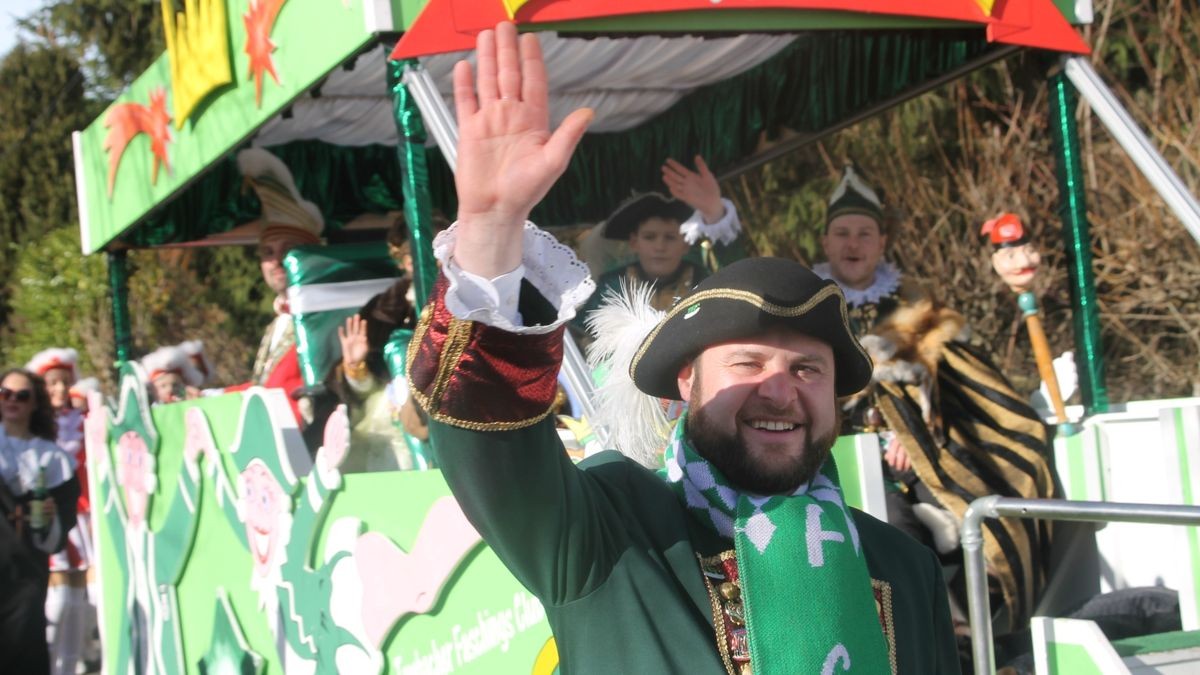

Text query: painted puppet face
(991, 243), (1041, 293)
(117, 430), (154, 528)
(821, 214), (887, 291)
(240, 460), (287, 575)
(677, 328), (840, 495)
(629, 217), (690, 279)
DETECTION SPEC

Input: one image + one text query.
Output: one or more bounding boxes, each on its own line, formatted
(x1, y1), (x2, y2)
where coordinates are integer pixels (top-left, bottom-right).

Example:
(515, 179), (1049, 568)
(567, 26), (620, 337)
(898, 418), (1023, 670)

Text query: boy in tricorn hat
(576, 158), (742, 337)
(405, 23), (958, 674)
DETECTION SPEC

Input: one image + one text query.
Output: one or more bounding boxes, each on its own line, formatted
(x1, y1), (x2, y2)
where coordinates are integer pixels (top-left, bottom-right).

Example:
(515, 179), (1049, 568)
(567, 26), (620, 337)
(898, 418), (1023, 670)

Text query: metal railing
(963, 496), (1200, 674)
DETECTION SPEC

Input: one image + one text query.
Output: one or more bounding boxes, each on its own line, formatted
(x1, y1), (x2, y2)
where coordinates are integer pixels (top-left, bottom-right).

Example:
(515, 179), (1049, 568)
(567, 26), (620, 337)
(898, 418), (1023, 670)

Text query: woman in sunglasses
(0, 368), (80, 674)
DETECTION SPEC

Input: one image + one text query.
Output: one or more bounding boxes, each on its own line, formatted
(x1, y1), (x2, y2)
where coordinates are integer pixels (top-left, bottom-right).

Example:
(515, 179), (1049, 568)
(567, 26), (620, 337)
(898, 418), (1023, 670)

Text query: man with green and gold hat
(224, 148), (326, 426)
(408, 22), (959, 674)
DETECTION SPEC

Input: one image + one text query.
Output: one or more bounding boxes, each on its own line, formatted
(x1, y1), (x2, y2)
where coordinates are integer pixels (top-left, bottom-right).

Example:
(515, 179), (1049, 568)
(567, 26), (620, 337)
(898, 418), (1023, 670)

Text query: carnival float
(71, 0), (1200, 672)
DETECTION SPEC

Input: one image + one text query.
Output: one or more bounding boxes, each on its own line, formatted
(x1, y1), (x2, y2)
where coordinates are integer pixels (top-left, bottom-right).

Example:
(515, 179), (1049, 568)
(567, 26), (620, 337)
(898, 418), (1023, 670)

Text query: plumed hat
(980, 212), (1029, 249)
(602, 192), (694, 241)
(69, 377), (100, 401)
(237, 148), (325, 245)
(26, 348), (79, 380)
(141, 345), (205, 388)
(178, 340), (213, 385)
(630, 257), (872, 400)
(826, 165), (883, 229)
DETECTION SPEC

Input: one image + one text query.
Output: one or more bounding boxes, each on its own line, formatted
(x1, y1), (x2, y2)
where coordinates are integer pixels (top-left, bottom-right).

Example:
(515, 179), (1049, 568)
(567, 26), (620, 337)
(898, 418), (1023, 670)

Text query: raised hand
(884, 435), (912, 473)
(662, 155), (725, 223)
(452, 21), (593, 278)
(338, 314), (370, 374)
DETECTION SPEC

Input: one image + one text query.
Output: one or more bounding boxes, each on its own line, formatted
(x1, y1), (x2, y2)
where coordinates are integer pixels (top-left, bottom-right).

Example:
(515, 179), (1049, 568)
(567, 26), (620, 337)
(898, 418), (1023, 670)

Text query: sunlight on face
(821, 214), (887, 291)
(42, 367), (74, 411)
(677, 328), (839, 494)
(258, 233), (308, 295)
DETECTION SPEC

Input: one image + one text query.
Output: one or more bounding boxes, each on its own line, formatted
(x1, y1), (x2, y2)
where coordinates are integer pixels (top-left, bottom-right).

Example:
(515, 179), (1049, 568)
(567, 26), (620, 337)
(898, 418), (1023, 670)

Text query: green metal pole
(388, 58), (438, 315)
(387, 58), (438, 470)
(1048, 72), (1109, 414)
(107, 249), (133, 366)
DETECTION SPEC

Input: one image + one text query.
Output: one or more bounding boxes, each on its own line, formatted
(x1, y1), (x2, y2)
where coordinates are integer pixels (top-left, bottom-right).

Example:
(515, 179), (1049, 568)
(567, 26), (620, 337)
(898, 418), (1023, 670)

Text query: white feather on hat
(585, 279), (673, 469)
(141, 346), (205, 389)
(237, 147), (325, 243)
(828, 165), (881, 209)
(69, 377), (100, 400)
(26, 348), (79, 380)
(177, 340), (213, 385)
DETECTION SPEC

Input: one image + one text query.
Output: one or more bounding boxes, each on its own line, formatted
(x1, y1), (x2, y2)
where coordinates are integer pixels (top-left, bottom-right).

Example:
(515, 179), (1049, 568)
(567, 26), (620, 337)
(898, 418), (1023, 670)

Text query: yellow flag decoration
(974, 0), (996, 16)
(161, 0), (234, 129)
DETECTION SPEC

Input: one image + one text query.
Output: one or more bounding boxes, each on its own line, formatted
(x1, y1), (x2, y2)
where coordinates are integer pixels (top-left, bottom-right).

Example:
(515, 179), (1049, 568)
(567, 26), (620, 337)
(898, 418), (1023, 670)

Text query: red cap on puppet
(980, 213), (1029, 248)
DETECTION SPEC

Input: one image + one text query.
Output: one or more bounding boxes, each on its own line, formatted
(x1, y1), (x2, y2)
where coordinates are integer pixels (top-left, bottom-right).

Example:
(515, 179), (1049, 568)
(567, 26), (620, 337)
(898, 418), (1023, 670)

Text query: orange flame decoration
(244, 0), (287, 106)
(102, 87), (173, 197)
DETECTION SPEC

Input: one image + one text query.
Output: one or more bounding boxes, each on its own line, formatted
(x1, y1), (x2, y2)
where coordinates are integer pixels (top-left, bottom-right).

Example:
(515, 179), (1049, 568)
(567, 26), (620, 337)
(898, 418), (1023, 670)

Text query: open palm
(452, 23), (592, 277)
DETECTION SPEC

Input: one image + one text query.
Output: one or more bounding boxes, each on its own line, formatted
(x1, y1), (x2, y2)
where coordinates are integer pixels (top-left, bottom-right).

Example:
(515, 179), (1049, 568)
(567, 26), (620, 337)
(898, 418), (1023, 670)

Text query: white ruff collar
(812, 261), (901, 307)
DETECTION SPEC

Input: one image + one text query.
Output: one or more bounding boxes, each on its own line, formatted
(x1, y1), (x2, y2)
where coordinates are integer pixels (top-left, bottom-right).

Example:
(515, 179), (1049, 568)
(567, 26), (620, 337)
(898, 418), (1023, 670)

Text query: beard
(686, 386), (839, 495)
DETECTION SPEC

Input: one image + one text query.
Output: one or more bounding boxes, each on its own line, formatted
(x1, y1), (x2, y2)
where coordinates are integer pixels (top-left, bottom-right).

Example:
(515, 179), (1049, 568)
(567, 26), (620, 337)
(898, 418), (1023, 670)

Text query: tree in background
(731, 1), (1200, 402)
(0, 42), (96, 327)
(0, 0), (264, 390)
(2, 0), (1198, 402)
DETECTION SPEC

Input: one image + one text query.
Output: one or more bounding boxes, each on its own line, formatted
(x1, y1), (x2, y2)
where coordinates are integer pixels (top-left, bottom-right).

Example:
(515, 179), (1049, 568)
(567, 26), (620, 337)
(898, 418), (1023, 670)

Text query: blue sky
(1, 0), (45, 59)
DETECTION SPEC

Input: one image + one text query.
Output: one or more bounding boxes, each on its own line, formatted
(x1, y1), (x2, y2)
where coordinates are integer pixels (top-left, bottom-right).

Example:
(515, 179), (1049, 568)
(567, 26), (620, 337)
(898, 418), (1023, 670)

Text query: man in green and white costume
(407, 22), (958, 675)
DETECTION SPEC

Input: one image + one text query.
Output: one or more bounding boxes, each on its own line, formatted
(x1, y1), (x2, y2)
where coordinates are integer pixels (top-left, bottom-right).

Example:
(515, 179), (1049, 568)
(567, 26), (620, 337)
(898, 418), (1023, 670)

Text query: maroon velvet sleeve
(408, 274), (564, 430)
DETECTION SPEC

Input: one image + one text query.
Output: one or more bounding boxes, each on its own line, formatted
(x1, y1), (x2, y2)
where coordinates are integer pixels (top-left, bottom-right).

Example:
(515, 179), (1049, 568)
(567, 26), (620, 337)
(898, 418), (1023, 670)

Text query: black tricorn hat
(602, 192), (694, 240)
(630, 258), (872, 400)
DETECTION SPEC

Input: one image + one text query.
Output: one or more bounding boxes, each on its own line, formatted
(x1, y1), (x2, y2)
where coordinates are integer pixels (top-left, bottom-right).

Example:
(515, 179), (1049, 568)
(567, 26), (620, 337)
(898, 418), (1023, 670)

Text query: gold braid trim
(429, 318), (474, 407)
(406, 310), (555, 432)
(872, 579), (898, 675)
(405, 305), (434, 380)
(409, 386), (554, 432)
(630, 286), (867, 375)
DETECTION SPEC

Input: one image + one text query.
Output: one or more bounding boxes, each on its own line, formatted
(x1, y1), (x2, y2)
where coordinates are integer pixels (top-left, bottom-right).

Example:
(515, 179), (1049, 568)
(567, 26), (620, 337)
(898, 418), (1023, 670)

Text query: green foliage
(5, 227), (112, 380)
(0, 43), (97, 326)
(31, 0), (163, 95)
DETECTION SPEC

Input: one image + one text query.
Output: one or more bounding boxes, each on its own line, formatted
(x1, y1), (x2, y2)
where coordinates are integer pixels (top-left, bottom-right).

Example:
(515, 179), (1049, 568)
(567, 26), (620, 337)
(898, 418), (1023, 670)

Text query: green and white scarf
(661, 414), (891, 674)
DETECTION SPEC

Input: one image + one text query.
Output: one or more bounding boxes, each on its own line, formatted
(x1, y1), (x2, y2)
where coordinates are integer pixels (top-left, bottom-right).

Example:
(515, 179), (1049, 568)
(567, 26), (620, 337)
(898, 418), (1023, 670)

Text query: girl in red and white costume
(26, 348), (94, 675)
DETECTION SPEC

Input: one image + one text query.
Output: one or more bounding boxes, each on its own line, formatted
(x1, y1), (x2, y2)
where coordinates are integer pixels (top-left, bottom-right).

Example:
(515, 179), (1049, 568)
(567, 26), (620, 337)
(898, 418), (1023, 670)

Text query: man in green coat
(408, 21), (959, 675)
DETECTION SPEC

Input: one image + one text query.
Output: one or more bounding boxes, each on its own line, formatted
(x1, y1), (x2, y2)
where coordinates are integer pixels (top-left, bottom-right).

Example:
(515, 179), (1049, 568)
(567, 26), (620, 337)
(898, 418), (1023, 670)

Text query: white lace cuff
(437, 221), (596, 335)
(680, 198), (741, 246)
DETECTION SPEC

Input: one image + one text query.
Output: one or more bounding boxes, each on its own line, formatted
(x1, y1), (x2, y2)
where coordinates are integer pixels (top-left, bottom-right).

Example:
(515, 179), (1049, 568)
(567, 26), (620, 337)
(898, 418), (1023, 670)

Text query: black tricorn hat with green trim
(630, 257), (872, 399)
(826, 165), (883, 230)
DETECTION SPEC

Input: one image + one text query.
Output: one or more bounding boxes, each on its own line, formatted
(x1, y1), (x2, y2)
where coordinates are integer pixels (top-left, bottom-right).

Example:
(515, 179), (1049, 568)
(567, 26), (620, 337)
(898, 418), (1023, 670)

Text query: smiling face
(42, 367), (74, 411)
(991, 243), (1041, 293)
(239, 460), (287, 575)
(257, 233), (307, 296)
(629, 217), (690, 279)
(821, 214), (887, 291)
(677, 328), (839, 494)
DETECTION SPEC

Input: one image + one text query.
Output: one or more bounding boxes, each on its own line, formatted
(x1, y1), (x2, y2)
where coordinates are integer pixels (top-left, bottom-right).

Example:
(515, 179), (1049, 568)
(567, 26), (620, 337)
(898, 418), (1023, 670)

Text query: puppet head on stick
(981, 213), (1041, 294)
